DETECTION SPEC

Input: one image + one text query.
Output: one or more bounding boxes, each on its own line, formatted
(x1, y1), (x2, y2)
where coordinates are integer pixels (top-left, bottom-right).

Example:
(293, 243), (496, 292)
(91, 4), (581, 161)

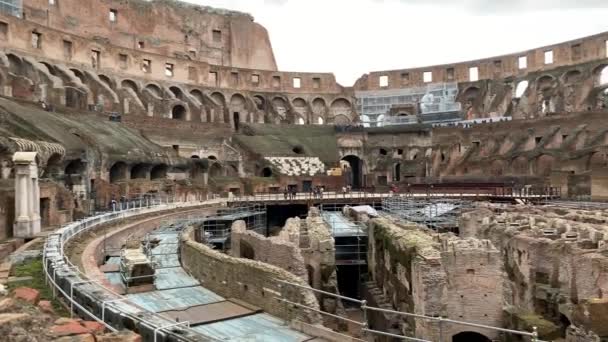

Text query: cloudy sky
(188, 0), (608, 86)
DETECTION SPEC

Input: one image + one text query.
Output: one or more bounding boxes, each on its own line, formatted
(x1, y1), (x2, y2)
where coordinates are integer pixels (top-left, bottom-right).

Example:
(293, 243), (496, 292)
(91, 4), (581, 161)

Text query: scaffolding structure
(319, 209), (368, 266)
(381, 197), (472, 232)
(0, 0), (21, 18)
(161, 204), (267, 251)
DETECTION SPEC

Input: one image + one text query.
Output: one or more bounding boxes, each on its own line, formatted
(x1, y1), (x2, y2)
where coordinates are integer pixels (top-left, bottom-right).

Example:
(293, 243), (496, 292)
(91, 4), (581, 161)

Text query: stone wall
(463, 206), (608, 340)
(230, 218), (308, 279)
(181, 225), (322, 324)
(367, 217), (504, 341)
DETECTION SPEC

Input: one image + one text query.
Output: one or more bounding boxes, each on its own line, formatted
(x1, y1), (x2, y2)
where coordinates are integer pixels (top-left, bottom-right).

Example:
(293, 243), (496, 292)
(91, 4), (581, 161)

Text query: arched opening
(99, 74), (113, 89)
(240, 241), (255, 260)
(564, 70), (582, 84)
(379, 149), (388, 156)
(394, 163), (401, 182)
(293, 98), (307, 119)
(45, 154), (63, 178)
(191, 155), (200, 159)
(169, 86), (183, 100)
(233, 112), (240, 131)
(109, 162), (128, 183)
(515, 81), (529, 98)
(7, 54), (23, 74)
(296, 117), (305, 125)
(333, 115), (351, 126)
(121, 79), (138, 92)
(172, 105), (186, 120)
(190, 89), (204, 104)
(150, 164), (168, 180)
(209, 163), (223, 178)
(342, 155), (363, 189)
(599, 65), (608, 86)
(130, 164), (148, 179)
(65, 159), (85, 175)
(537, 75), (555, 90)
(261, 167), (273, 178)
(317, 117), (324, 125)
(452, 332), (491, 342)
(292, 146), (304, 155)
(145, 84), (162, 98)
(253, 95), (265, 110)
(208, 155), (217, 160)
(70, 69), (86, 84)
(330, 98), (352, 118)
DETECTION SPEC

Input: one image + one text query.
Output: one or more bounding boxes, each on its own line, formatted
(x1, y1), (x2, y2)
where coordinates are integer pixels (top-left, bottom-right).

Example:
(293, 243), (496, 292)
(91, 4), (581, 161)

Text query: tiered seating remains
(265, 157), (326, 176)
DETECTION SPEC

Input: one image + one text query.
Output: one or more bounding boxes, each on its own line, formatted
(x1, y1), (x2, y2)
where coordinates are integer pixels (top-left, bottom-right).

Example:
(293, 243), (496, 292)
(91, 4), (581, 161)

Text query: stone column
(12, 152), (40, 238)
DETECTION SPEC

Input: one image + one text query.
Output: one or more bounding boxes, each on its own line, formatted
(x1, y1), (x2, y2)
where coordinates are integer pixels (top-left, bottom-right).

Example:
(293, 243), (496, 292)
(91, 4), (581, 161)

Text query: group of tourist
(312, 186), (325, 199)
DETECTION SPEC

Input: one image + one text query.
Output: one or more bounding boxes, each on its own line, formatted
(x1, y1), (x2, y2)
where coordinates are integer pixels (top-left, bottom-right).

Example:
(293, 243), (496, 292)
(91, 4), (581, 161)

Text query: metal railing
(276, 279), (544, 342)
(42, 198), (224, 341)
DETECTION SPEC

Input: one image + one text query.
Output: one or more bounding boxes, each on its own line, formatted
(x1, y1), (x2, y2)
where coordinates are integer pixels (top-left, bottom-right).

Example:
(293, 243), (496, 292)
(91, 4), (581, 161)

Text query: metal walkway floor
(102, 224), (312, 341)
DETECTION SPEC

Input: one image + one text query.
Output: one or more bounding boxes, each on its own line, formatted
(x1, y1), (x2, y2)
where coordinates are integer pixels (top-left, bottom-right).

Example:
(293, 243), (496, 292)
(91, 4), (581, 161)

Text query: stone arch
(45, 153), (63, 178)
(535, 154), (555, 177)
(171, 104), (187, 120)
(121, 79), (139, 92)
(190, 89), (204, 104)
(145, 83), (162, 98)
(511, 156), (529, 175)
(109, 162), (128, 183)
(69, 68), (86, 84)
(130, 163), (148, 179)
(98, 74), (114, 89)
(272, 97), (288, 118)
(333, 115), (351, 125)
(562, 69), (582, 84)
(330, 98), (352, 118)
(515, 81), (529, 98)
(490, 160), (505, 176)
(342, 155), (364, 189)
(312, 98), (326, 124)
(593, 64), (608, 86)
(211, 92), (225, 106)
(209, 163), (223, 178)
(169, 86), (184, 100)
(537, 75), (556, 90)
(39, 61), (58, 77)
(150, 164), (168, 180)
(253, 95), (265, 110)
(65, 159), (85, 175)
(6, 53), (23, 74)
(230, 93), (247, 128)
(261, 167), (272, 177)
(452, 331), (491, 342)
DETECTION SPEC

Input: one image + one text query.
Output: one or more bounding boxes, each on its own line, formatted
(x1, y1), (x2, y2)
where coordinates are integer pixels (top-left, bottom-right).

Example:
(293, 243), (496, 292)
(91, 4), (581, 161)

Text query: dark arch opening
(292, 146), (304, 155)
(150, 164), (168, 180)
(65, 159), (85, 175)
(394, 163), (401, 182)
(172, 105), (186, 120)
(169, 86), (183, 99)
(208, 155), (217, 160)
(452, 332), (491, 342)
(145, 84), (162, 98)
(191, 155), (200, 159)
(45, 154), (63, 178)
(262, 167), (273, 178)
(121, 79), (138, 92)
(379, 148), (388, 156)
(109, 162), (128, 183)
(342, 155), (363, 189)
(130, 164), (148, 179)
(240, 241), (255, 260)
(233, 112), (240, 131)
(209, 163), (223, 178)
(99, 74), (113, 88)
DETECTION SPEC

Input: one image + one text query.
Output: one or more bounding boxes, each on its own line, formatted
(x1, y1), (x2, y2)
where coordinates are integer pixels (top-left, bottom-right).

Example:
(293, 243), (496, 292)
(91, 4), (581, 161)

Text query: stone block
(82, 320), (105, 334)
(50, 322), (91, 337)
(37, 300), (54, 314)
(12, 287), (40, 304)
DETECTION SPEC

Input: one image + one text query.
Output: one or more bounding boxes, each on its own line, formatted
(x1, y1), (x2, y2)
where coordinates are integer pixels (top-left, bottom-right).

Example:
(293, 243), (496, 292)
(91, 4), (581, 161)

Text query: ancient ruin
(0, 0), (608, 341)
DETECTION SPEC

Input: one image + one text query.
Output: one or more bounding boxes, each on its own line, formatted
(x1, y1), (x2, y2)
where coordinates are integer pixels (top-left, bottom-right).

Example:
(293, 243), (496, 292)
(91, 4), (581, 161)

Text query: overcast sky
(187, 0), (608, 86)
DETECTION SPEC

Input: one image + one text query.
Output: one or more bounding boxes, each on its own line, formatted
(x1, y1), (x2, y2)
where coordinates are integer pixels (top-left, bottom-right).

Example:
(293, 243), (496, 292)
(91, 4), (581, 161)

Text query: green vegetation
(9, 258), (70, 317)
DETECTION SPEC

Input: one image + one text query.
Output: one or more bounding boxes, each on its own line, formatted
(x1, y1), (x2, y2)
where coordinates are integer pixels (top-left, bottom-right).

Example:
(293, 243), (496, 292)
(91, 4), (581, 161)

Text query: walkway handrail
(43, 198), (224, 341)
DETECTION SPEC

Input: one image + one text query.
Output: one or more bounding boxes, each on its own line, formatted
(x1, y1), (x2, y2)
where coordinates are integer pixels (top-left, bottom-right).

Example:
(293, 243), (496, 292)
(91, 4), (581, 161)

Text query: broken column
(12, 152), (41, 238)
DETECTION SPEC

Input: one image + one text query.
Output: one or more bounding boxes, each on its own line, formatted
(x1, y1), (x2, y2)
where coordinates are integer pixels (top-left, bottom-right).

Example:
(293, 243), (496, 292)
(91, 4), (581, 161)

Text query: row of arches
(108, 160), (231, 183)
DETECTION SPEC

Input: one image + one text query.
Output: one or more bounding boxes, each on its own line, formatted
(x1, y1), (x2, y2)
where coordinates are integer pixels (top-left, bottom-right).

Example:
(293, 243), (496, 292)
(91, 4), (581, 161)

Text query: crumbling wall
(367, 217), (504, 341)
(230, 219), (307, 279)
(468, 206), (608, 340)
(181, 225), (322, 324)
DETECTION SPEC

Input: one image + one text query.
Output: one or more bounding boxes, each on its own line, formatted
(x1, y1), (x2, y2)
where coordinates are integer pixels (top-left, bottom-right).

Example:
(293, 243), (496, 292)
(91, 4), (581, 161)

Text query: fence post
(361, 299), (368, 339)
(438, 316), (444, 342)
(531, 326), (538, 342)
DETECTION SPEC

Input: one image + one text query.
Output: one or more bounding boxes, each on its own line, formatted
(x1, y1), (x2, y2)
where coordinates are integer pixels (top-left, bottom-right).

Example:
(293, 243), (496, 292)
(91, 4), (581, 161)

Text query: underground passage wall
(180, 225), (322, 324)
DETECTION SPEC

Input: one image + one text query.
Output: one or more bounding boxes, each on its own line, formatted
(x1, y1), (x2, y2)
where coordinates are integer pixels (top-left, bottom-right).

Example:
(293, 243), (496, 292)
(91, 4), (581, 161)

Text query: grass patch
(8, 258), (70, 316)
